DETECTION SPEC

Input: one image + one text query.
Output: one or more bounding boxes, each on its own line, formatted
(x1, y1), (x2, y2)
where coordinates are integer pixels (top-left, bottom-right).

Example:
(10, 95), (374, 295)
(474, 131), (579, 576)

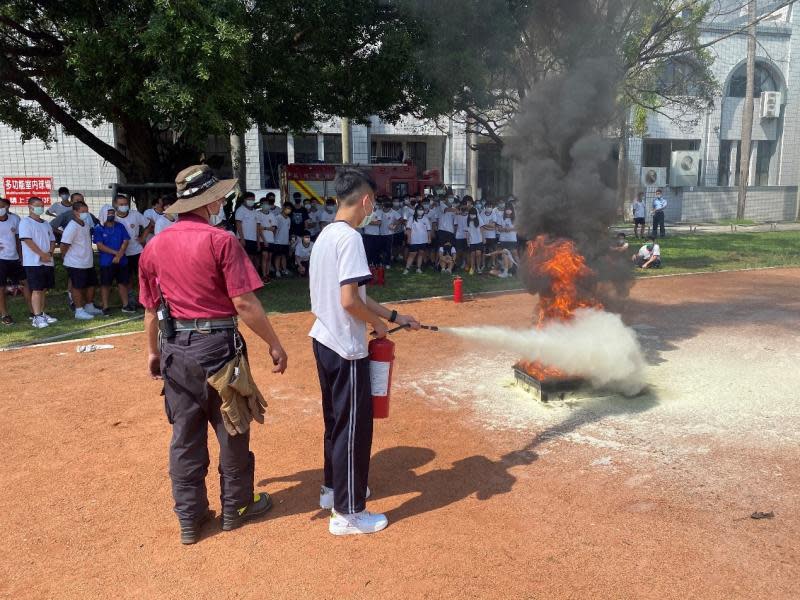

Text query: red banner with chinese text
(3, 177), (53, 205)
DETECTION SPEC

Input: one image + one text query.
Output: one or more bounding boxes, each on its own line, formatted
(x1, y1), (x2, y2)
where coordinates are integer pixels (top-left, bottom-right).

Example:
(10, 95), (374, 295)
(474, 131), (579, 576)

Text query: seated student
(93, 205), (132, 315)
(293, 231), (314, 276)
(632, 235), (661, 268)
(610, 232), (629, 253)
(484, 248), (517, 279)
(438, 239), (456, 274)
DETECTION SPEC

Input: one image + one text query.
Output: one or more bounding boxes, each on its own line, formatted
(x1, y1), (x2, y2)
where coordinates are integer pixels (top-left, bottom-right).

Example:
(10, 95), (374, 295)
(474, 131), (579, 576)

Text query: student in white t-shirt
(465, 208), (484, 275)
(46, 186), (73, 218)
(305, 200), (321, 239)
(0, 197), (33, 324)
(438, 240), (457, 274)
(378, 201), (400, 268)
(632, 236), (662, 268)
(143, 195), (167, 242)
(18, 197), (58, 328)
(293, 231), (314, 276)
(272, 204), (292, 277)
(362, 205), (383, 266)
(60, 201), (103, 320)
(453, 200), (470, 270)
(318, 198), (337, 232)
(479, 202), (498, 270)
(497, 202), (520, 265)
(235, 192), (261, 271)
(403, 206), (431, 274)
(113, 194), (151, 310)
(631, 192), (646, 238)
(309, 167), (420, 536)
(257, 202), (276, 282)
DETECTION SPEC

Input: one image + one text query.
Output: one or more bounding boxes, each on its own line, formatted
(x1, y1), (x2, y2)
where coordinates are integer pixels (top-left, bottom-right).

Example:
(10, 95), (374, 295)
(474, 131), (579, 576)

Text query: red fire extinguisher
(375, 265), (385, 286)
(369, 337), (395, 419)
(453, 276), (463, 303)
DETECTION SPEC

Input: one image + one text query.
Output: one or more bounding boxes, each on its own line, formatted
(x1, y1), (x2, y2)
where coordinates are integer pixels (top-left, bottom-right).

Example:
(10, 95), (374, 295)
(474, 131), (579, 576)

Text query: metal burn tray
(512, 366), (584, 402)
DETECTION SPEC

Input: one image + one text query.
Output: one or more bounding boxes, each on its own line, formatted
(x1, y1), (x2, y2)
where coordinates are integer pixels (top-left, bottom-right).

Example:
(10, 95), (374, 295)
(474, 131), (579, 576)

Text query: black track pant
(161, 329), (254, 521)
(312, 339), (373, 514)
(652, 211), (666, 237)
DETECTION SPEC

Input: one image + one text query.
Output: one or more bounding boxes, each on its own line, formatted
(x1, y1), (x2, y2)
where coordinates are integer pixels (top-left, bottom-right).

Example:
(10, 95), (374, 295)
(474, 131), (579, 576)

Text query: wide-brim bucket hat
(167, 164), (238, 215)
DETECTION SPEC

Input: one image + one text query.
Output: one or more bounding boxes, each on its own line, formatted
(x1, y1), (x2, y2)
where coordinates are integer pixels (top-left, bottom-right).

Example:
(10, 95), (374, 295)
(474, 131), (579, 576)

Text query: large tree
(0, 0), (427, 183)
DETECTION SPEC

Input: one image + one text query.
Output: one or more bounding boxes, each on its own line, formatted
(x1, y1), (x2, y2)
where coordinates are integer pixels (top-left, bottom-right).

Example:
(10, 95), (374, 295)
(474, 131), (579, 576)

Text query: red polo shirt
(139, 213), (263, 319)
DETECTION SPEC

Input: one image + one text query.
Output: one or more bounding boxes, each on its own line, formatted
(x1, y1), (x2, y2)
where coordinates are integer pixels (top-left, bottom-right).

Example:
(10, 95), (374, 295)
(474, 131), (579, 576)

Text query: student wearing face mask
(465, 208), (484, 275)
(403, 204), (431, 274)
(497, 202), (520, 267)
(290, 195), (310, 238)
(235, 191), (261, 272)
(453, 199), (470, 271)
(361, 197), (383, 266)
(139, 164), (288, 544)
(60, 201), (103, 320)
(93, 205), (132, 315)
(305, 199), (321, 239)
(272, 203), (292, 277)
(46, 186), (73, 218)
(479, 202), (498, 270)
(632, 235), (661, 268)
(309, 167), (420, 536)
(319, 198), (337, 231)
(254, 198), (276, 283)
(293, 231), (314, 276)
(153, 196), (178, 235)
(19, 197), (57, 328)
(113, 194), (151, 311)
(378, 200), (400, 268)
(0, 196), (33, 325)
(390, 198), (405, 262)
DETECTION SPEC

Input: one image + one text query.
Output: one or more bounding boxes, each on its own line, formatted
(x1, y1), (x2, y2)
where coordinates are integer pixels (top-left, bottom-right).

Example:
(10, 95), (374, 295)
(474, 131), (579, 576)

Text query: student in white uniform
(361, 206), (382, 266)
(256, 201), (276, 282)
(113, 194), (151, 311)
(378, 201), (400, 268)
(144, 195), (168, 242)
(632, 235), (662, 268)
(403, 205), (431, 274)
(479, 201), (498, 270)
(318, 198), (337, 231)
(18, 197), (57, 328)
(438, 239), (457, 274)
(306, 201), (321, 239)
(497, 202), (520, 265)
(235, 192), (261, 271)
(0, 197), (33, 325)
(293, 231), (314, 276)
(309, 167), (420, 536)
(465, 208), (484, 275)
(272, 203), (292, 277)
(631, 192), (646, 238)
(453, 200), (470, 270)
(60, 201), (103, 320)
(46, 186), (73, 218)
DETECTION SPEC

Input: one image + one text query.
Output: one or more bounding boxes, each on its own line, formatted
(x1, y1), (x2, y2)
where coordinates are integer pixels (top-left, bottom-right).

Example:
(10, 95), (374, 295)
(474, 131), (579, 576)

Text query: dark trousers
(380, 235), (394, 266)
(312, 339), (373, 514)
(652, 211), (665, 237)
(161, 329), (254, 520)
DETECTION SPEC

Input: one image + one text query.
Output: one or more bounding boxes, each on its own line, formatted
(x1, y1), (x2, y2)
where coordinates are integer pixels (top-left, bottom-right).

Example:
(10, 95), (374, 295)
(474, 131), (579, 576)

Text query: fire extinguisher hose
(377, 323), (440, 336)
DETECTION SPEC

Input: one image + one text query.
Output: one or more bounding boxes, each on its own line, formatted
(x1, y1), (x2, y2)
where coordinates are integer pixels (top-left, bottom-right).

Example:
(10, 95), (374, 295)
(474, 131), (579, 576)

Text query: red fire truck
(279, 161), (445, 203)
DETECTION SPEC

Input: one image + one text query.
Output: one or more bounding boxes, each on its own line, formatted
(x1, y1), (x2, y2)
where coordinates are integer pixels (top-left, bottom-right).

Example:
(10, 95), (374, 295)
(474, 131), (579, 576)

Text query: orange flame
(517, 235), (602, 381)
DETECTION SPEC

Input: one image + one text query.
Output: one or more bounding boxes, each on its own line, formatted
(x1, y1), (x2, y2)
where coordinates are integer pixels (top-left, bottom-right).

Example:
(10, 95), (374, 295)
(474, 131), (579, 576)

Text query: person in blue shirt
(651, 188), (668, 238)
(92, 205), (131, 315)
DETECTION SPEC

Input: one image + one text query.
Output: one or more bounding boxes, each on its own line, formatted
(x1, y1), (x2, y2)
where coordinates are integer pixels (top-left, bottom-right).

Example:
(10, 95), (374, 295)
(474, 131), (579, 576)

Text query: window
(727, 63), (779, 97)
(324, 134), (342, 164)
(755, 140), (776, 186)
(718, 141), (735, 186)
(381, 141), (404, 161)
(658, 59), (701, 96)
(643, 140), (670, 167)
(406, 142), (427, 174)
(262, 133), (288, 189)
(293, 134), (318, 163)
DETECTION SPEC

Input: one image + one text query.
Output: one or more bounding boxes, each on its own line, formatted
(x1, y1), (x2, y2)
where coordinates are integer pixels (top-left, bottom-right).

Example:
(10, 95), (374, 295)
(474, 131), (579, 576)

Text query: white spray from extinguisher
(440, 308), (646, 396)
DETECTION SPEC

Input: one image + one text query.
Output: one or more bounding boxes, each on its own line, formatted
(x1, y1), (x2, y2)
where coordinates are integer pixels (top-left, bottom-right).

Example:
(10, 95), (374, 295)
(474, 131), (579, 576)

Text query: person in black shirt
(290, 195), (310, 238)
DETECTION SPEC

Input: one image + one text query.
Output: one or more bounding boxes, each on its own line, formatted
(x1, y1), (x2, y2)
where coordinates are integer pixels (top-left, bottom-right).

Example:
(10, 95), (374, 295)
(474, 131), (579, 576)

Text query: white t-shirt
(438, 208), (455, 233)
(407, 217), (431, 245)
(454, 214), (468, 240)
(143, 208), (162, 225)
(479, 211), (498, 239)
(116, 210), (150, 256)
(632, 201), (646, 219)
(466, 220), (483, 245)
(427, 206), (441, 225)
(154, 214), (176, 235)
(438, 245), (456, 257)
(637, 243), (661, 259)
(48, 202), (72, 217)
(318, 208), (336, 229)
(235, 205), (259, 241)
(363, 212), (382, 236)
(309, 222), (373, 360)
(379, 210), (400, 236)
(60, 219), (95, 269)
(306, 209), (321, 236)
(274, 214), (291, 245)
(18, 216), (55, 267)
(498, 217), (517, 243)
(257, 211), (276, 244)
(0, 214), (21, 261)
(294, 240), (314, 260)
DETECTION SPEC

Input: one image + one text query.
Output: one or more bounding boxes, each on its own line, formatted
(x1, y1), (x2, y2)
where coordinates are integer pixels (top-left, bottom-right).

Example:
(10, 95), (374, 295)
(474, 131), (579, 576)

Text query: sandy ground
(1, 269), (799, 599)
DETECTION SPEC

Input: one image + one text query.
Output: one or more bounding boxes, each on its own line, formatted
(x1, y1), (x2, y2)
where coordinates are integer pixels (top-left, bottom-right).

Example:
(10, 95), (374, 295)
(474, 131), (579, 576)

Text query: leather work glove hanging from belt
(207, 354), (267, 436)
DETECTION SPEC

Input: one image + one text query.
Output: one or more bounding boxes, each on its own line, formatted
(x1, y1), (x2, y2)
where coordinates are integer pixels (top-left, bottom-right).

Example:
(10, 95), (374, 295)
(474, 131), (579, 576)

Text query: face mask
(358, 200), (375, 229)
(260, 205), (270, 213)
(505, 210), (512, 216)
(245, 200), (255, 208)
(60, 194), (69, 202)
(392, 202), (400, 209)
(80, 213), (93, 225)
(117, 205), (129, 214)
(0, 207), (7, 217)
(646, 244), (654, 251)
(423, 203), (430, 209)
(415, 211), (424, 218)
(303, 203), (311, 209)
(106, 214), (116, 223)
(33, 206), (45, 216)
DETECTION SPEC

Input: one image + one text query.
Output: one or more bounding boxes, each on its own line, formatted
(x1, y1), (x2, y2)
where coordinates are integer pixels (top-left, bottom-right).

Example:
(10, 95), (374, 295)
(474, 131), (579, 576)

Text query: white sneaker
(498, 271), (509, 279)
(329, 509), (387, 536)
(402, 269), (409, 275)
(75, 308), (94, 320)
(83, 303), (103, 316)
(31, 315), (49, 329)
(282, 269), (289, 276)
(41, 312), (58, 324)
(275, 270), (282, 278)
(319, 485), (371, 510)
(416, 268), (422, 274)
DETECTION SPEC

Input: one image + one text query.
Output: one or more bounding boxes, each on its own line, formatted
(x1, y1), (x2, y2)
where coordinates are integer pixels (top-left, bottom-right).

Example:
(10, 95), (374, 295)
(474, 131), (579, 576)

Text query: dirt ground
(1, 269), (798, 599)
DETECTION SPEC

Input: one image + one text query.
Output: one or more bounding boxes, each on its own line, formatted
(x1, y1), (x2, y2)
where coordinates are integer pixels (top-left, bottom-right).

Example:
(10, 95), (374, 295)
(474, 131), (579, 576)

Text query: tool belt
(173, 317), (238, 333)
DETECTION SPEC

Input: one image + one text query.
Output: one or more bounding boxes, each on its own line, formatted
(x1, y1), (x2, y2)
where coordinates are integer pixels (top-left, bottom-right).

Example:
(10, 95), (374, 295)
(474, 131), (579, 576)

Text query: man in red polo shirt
(139, 164), (288, 545)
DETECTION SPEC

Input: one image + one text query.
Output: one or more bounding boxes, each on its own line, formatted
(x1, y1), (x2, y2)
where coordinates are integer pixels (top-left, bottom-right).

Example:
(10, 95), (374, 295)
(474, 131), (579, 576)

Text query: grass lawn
(2, 230), (799, 348)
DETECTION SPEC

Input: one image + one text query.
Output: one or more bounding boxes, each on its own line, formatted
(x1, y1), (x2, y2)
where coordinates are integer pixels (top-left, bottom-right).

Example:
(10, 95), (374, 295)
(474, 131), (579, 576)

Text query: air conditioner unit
(640, 167), (667, 188)
(760, 91), (782, 119)
(669, 150), (700, 187)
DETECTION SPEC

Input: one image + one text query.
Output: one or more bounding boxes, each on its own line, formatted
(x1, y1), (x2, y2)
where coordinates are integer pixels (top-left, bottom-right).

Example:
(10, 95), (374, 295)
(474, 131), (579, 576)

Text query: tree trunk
(737, 0), (757, 221)
(229, 131), (246, 185)
(617, 112), (629, 219)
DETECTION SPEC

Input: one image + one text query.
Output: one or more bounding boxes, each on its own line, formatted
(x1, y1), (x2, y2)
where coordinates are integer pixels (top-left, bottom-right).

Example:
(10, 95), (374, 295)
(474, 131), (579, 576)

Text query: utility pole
(341, 117), (351, 164)
(616, 111), (629, 219)
(737, 0), (757, 220)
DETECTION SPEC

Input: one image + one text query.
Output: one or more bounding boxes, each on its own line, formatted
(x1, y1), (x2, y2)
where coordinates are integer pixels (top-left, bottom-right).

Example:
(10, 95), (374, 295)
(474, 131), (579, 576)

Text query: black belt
(173, 317), (238, 333)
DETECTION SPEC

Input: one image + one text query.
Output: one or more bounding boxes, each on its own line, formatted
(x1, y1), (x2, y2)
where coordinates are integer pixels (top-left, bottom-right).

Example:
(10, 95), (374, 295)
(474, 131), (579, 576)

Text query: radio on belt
(368, 337), (395, 419)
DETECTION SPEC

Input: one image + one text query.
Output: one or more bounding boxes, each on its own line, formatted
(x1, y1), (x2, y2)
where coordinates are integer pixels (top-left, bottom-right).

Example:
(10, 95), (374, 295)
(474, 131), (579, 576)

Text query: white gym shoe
(83, 303), (103, 316)
(498, 270), (509, 279)
(41, 312), (58, 324)
(416, 268), (422, 274)
(75, 308), (94, 320)
(402, 269), (409, 275)
(31, 315), (49, 329)
(319, 485), (371, 510)
(329, 509), (387, 536)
